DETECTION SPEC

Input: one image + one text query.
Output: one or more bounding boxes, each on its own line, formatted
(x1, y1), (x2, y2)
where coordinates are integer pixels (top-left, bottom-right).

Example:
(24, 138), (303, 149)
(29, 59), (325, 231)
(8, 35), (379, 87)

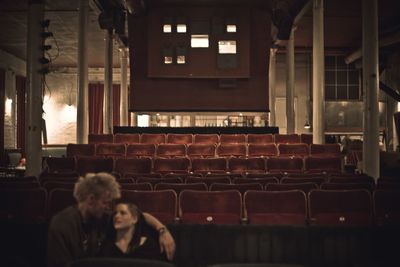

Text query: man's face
(89, 191), (113, 219)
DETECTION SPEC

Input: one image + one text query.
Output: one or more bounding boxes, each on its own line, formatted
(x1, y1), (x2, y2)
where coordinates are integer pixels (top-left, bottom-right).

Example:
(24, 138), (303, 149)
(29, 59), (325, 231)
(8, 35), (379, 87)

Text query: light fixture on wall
(5, 98), (13, 115)
(304, 120), (311, 129)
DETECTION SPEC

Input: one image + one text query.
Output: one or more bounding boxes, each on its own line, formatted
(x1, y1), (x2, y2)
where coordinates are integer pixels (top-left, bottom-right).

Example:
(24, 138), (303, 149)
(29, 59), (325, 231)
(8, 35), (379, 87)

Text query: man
(47, 172), (176, 267)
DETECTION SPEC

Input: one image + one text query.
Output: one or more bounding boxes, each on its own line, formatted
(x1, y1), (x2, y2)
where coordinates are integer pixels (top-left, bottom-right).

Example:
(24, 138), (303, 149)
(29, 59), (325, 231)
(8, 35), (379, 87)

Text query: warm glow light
(5, 98), (12, 115)
(138, 115), (150, 127)
(398, 102), (400, 111)
(191, 35), (209, 48)
(62, 104), (77, 123)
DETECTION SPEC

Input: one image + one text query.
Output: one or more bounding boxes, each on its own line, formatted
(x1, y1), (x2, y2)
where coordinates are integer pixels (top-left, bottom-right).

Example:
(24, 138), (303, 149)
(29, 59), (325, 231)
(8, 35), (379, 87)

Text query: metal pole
(104, 30), (113, 134)
(120, 48), (129, 126)
(269, 48), (277, 126)
(286, 29), (295, 134)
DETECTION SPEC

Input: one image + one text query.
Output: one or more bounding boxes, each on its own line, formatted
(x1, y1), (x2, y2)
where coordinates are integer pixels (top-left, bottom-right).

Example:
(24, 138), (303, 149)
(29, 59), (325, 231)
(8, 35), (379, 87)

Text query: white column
(362, 0), (379, 179)
(119, 47), (129, 126)
(131, 112), (137, 126)
(269, 47), (277, 126)
(103, 30), (113, 134)
(286, 29), (295, 134)
(25, 0), (44, 176)
(77, 0), (89, 143)
(312, 0), (325, 144)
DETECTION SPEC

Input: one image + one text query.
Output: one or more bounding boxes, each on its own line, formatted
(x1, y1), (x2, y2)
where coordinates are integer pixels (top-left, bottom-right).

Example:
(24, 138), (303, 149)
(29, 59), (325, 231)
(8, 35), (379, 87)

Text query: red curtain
(16, 76), (26, 156)
(113, 84), (120, 127)
(89, 83), (104, 134)
(0, 69), (5, 165)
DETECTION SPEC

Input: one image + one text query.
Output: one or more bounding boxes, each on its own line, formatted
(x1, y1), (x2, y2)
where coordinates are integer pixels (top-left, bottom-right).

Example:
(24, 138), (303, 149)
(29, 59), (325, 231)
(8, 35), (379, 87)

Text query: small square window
(226, 24), (236, 32)
(191, 35), (209, 48)
(177, 24), (187, 33)
(163, 24), (172, 33)
(177, 55), (186, 64)
(164, 56), (173, 64)
(218, 40), (236, 54)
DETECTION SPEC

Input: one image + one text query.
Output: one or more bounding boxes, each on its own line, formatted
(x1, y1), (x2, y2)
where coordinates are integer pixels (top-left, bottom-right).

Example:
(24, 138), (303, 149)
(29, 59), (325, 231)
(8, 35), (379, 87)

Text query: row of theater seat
(88, 133), (314, 145)
(0, 185), (398, 227)
(66, 143), (341, 159)
(43, 156), (343, 176)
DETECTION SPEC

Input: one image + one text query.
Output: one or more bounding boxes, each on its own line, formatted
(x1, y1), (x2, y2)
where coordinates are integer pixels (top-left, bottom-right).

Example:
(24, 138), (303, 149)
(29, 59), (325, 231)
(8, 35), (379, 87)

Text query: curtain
(0, 68), (5, 165)
(89, 83), (104, 134)
(113, 84), (120, 127)
(16, 76), (26, 156)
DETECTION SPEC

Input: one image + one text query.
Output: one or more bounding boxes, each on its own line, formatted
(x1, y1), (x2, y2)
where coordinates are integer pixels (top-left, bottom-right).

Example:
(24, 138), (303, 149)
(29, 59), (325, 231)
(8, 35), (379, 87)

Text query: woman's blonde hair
(73, 172), (121, 202)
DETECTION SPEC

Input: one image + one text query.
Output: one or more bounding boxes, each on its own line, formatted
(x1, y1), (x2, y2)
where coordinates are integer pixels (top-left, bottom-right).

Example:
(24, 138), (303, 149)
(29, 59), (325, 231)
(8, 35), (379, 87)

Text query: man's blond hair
(73, 172), (121, 202)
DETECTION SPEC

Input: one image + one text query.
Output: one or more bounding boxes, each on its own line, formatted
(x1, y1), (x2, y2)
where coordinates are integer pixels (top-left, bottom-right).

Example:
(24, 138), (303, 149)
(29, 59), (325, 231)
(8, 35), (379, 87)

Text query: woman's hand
(159, 228), (176, 261)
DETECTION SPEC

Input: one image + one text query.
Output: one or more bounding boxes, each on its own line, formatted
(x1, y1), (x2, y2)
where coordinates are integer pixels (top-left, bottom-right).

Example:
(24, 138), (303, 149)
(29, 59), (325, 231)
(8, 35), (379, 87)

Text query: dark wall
(128, 5), (271, 112)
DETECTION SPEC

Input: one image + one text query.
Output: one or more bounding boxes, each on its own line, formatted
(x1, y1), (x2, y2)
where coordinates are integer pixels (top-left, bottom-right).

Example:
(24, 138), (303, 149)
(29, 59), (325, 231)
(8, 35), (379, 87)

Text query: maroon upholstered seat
(43, 181), (75, 193)
(114, 133), (140, 144)
(140, 133), (166, 144)
(320, 182), (374, 192)
(228, 157), (266, 174)
(305, 156), (343, 174)
(219, 134), (246, 144)
(244, 190), (307, 225)
(281, 177), (326, 186)
(300, 134), (313, 145)
(186, 177), (230, 189)
(66, 144), (95, 158)
(120, 182), (153, 191)
(191, 158), (228, 174)
(187, 144), (216, 158)
(278, 143), (309, 157)
(156, 144), (187, 158)
(267, 156), (304, 173)
(44, 157), (76, 174)
(310, 144), (341, 156)
(247, 134), (274, 144)
(135, 177), (183, 187)
(76, 156), (114, 176)
(193, 134), (219, 145)
(266, 182), (318, 194)
(179, 190), (242, 224)
(274, 134), (300, 144)
(153, 158), (190, 174)
(126, 144), (156, 158)
(233, 177), (279, 186)
(248, 144), (278, 157)
(114, 158), (152, 177)
(120, 190), (177, 224)
(308, 189), (373, 226)
(216, 144), (247, 157)
(166, 133), (193, 144)
(210, 182), (263, 195)
(95, 143), (126, 157)
(154, 182), (207, 196)
(88, 134), (114, 144)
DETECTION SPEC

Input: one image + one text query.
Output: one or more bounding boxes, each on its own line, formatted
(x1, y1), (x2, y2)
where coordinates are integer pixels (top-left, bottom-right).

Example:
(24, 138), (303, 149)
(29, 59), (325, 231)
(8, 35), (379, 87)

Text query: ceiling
(0, 0), (399, 69)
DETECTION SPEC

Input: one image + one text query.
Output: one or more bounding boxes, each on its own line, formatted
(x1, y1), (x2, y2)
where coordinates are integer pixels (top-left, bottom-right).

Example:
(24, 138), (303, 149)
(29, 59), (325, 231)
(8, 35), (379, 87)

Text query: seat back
(135, 177), (183, 187)
(310, 144), (341, 156)
(274, 134), (300, 144)
(300, 134), (313, 145)
(193, 134), (219, 144)
(114, 158), (152, 176)
(153, 158), (190, 174)
(186, 176), (230, 188)
(210, 183), (263, 195)
(308, 189), (373, 226)
(140, 133), (166, 144)
(95, 143), (126, 157)
(179, 190), (242, 224)
(321, 182), (374, 192)
(44, 157), (76, 174)
(305, 156), (342, 173)
(187, 144), (216, 158)
(156, 144), (187, 158)
(219, 134), (246, 144)
(114, 133), (140, 144)
(247, 134), (274, 144)
(166, 133), (193, 144)
(191, 158), (227, 174)
(278, 143), (309, 157)
(216, 144), (247, 157)
(281, 177), (326, 186)
(233, 177), (279, 186)
(267, 157), (304, 173)
(76, 156), (114, 176)
(228, 157), (266, 174)
(266, 182), (318, 194)
(154, 182), (207, 196)
(120, 183), (153, 191)
(121, 190), (177, 224)
(126, 144), (156, 158)
(248, 144), (278, 157)
(244, 190), (307, 225)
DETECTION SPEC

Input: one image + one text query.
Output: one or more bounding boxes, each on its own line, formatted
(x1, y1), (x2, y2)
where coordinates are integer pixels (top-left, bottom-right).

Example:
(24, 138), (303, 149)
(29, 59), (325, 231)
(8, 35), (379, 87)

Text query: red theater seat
(219, 134), (246, 144)
(247, 134), (274, 144)
(66, 144), (95, 158)
(274, 134), (300, 144)
(43, 181), (75, 193)
(374, 190), (400, 226)
(140, 133), (166, 144)
(304, 156), (342, 173)
(233, 177), (279, 186)
(187, 144), (216, 158)
(281, 177), (326, 186)
(267, 156), (304, 173)
(186, 176), (230, 188)
(76, 156), (114, 176)
(244, 190), (307, 225)
(329, 176), (375, 185)
(248, 144), (278, 157)
(300, 134), (313, 145)
(308, 189), (373, 226)
(114, 133), (140, 144)
(114, 158), (152, 177)
(153, 158), (190, 174)
(44, 157), (76, 174)
(210, 183), (263, 195)
(121, 190), (177, 224)
(167, 133), (193, 144)
(135, 177), (183, 187)
(265, 182), (318, 194)
(320, 182), (374, 192)
(278, 143), (309, 157)
(193, 134), (219, 145)
(95, 143), (126, 157)
(310, 144), (341, 156)
(191, 158), (228, 174)
(179, 190), (242, 224)
(88, 134), (114, 144)
(156, 144), (187, 158)
(126, 144), (156, 158)
(228, 157), (266, 174)
(216, 144), (247, 157)
(120, 183), (153, 191)
(154, 183), (207, 196)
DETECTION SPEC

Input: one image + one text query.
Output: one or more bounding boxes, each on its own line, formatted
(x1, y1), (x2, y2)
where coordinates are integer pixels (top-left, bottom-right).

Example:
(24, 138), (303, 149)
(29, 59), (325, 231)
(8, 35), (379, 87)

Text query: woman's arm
(142, 212), (176, 261)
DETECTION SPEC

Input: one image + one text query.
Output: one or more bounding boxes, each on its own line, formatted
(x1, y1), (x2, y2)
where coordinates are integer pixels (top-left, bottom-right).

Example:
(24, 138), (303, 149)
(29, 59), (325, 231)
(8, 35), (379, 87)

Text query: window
(177, 56), (186, 64)
(191, 35), (209, 48)
(164, 56), (173, 64)
(163, 24), (172, 33)
(218, 40), (237, 54)
(226, 24), (236, 32)
(325, 56), (360, 101)
(177, 24), (187, 33)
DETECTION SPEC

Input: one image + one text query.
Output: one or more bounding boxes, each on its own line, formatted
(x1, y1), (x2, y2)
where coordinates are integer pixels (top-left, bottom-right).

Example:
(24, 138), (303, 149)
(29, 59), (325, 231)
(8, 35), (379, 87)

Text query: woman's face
(113, 204), (137, 230)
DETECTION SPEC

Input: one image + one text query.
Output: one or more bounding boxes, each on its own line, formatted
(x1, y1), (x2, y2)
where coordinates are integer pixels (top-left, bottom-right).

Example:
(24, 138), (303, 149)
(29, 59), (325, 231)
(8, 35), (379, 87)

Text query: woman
(100, 202), (167, 261)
